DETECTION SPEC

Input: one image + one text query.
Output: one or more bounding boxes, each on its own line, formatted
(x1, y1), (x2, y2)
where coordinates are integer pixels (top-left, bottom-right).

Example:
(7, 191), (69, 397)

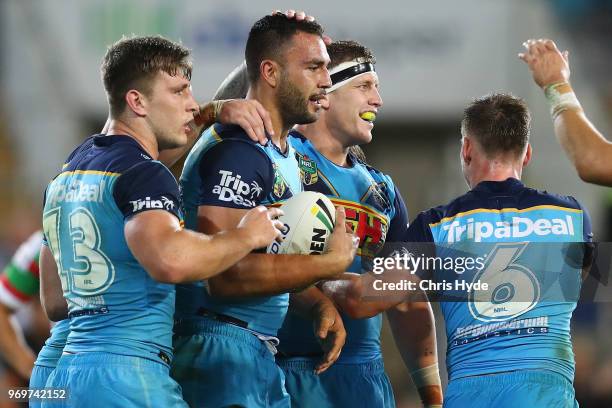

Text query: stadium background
(0, 0), (610, 406)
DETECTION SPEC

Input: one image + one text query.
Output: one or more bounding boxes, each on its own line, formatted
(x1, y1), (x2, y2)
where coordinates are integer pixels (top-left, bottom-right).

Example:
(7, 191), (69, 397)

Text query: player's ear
(461, 137), (472, 165)
(260, 60), (280, 88)
(522, 143), (532, 167)
(125, 89), (148, 117)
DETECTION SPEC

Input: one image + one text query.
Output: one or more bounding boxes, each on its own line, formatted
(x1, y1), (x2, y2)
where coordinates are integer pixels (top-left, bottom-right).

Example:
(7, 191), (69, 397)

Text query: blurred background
(0, 0), (611, 406)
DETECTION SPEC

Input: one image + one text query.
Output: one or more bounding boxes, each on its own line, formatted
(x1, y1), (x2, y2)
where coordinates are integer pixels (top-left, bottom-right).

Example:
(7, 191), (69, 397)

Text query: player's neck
(106, 118), (159, 159)
(468, 160), (522, 188)
(246, 87), (290, 153)
(296, 123), (351, 167)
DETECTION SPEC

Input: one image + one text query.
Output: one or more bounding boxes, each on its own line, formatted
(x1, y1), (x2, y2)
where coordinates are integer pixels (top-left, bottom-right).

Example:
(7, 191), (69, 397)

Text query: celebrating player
(40, 35), (284, 407)
(278, 40), (441, 408)
(519, 38), (612, 186)
(214, 39), (443, 408)
(171, 14), (358, 408)
(403, 93), (592, 407)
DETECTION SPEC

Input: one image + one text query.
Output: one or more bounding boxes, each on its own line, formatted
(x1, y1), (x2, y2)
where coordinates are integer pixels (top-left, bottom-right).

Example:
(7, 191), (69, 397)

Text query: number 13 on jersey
(43, 206), (115, 297)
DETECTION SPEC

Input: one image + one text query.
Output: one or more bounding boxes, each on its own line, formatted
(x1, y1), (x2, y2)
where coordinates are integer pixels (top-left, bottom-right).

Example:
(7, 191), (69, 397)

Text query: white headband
(327, 60), (376, 93)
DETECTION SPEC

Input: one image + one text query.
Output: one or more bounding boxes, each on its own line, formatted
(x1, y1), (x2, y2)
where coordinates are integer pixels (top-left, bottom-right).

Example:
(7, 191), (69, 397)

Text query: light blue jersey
(177, 123), (302, 336)
(278, 133), (408, 363)
(275, 133), (408, 408)
(405, 178), (592, 394)
(173, 123), (302, 408)
(42, 135), (182, 364)
(41, 134), (186, 408)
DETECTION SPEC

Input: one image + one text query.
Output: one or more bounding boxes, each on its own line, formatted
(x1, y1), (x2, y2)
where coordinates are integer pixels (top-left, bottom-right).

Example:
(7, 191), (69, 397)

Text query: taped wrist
(544, 81), (582, 120)
(410, 362), (441, 388)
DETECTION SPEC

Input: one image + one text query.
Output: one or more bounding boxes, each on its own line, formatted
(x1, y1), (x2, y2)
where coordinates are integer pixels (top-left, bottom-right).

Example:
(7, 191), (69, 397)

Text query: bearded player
(213, 40), (442, 407)
(172, 14), (358, 408)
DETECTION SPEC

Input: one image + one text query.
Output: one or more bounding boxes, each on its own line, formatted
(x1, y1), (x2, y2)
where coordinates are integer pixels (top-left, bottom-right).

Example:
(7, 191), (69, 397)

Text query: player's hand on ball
(311, 299), (346, 374)
(519, 38), (570, 88)
(238, 206), (285, 249)
(217, 99), (274, 145)
(324, 206), (359, 276)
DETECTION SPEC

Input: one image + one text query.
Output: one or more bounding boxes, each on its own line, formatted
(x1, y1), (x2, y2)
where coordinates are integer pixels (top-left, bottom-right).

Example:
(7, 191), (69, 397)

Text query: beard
(276, 72), (318, 127)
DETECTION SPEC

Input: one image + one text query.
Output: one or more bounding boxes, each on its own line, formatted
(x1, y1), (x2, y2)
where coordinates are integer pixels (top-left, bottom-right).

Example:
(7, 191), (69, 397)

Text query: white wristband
(410, 362), (442, 388)
(544, 82), (582, 120)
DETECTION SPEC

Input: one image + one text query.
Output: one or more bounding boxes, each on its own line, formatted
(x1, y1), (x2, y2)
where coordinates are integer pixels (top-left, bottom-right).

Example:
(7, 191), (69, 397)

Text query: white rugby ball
(267, 191), (336, 255)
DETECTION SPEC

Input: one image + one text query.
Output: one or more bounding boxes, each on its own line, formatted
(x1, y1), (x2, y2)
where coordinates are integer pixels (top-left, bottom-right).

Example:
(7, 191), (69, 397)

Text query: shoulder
(62, 135), (155, 176)
(203, 124), (272, 161)
(521, 186), (585, 212)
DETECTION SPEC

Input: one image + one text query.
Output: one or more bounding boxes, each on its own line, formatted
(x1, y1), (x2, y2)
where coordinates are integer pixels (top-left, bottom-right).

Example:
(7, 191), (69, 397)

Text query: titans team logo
(297, 153), (318, 186)
(332, 199), (389, 260)
(272, 163), (288, 198)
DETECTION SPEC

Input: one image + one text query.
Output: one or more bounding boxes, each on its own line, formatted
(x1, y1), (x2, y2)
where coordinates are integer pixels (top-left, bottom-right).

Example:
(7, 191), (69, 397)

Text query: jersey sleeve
(196, 139), (274, 209)
(41, 185), (49, 246)
(400, 212), (437, 280)
(572, 197), (594, 268)
(0, 231), (43, 310)
(113, 161), (182, 221)
(386, 185), (409, 243)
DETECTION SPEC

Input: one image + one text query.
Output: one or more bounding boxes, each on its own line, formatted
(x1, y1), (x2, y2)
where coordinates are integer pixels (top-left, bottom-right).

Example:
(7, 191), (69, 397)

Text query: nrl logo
(297, 153), (318, 186)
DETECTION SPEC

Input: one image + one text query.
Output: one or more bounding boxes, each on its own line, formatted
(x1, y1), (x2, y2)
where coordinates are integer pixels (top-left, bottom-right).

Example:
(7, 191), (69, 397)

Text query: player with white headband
(280, 40), (442, 408)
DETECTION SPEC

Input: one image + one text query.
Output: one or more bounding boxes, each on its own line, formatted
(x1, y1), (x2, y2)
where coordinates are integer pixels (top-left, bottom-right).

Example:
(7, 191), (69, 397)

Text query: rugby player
(0, 232), (41, 382)
(403, 93), (592, 407)
(172, 14), (358, 408)
(520, 38), (612, 186)
(39, 35), (284, 407)
(279, 40), (441, 408)
(214, 38), (443, 408)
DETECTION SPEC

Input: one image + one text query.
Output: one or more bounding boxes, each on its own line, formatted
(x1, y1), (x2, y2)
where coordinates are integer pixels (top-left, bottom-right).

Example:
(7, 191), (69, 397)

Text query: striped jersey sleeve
(0, 231), (43, 310)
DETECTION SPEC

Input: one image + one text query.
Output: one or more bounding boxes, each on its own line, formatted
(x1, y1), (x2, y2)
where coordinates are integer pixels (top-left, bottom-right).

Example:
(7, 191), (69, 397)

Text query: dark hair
(101, 35), (192, 117)
(461, 93), (531, 158)
(245, 14), (324, 84)
(327, 40), (376, 69)
(327, 40), (377, 163)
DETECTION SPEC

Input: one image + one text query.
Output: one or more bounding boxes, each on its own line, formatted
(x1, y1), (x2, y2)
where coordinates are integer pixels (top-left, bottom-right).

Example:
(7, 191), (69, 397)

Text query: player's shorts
(29, 364), (55, 408)
(41, 352), (187, 408)
(444, 370), (578, 408)
(171, 317), (290, 408)
(277, 357), (395, 408)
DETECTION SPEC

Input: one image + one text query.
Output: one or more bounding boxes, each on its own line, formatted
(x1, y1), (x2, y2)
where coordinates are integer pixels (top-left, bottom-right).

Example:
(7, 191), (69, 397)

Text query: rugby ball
(267, 191), (336, 255)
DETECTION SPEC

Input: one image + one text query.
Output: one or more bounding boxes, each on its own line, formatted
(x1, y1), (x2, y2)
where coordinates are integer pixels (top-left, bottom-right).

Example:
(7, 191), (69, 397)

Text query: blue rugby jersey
(177, 124), (302, 337)
(276, 132), (409, 363)
(404, 178), (592, 382)
(42, 135), (183, 365)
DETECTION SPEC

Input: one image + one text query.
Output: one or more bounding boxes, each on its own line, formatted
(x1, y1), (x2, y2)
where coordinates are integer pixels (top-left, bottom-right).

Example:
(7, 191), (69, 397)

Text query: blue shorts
(29, 364), (55, 408)
(42, 352), (186, 408)
(277, 357), (395, 408)
(444, 370), (578, 408)
(171, 318), (290, 408)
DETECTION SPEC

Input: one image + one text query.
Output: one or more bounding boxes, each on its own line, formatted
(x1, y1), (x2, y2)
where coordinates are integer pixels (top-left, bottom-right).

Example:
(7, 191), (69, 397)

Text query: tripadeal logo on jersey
(213, 169), (262, 207)
(430, 206), (583, 243)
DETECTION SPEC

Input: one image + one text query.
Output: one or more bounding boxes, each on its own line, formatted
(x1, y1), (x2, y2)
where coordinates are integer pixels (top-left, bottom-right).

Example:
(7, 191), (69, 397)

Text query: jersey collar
(471, 177), (524, 194)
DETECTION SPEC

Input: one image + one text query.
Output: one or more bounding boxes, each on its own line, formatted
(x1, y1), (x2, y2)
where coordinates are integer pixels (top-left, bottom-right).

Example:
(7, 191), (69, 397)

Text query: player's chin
(298, 110), (320, 125)
(167, 132), (189, 149)
(356, 131), (373, 145)
(308, 98), (326, 113)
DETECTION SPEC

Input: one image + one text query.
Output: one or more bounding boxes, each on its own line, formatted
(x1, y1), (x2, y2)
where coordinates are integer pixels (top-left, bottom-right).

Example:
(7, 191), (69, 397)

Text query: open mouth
(309, 93), (328, 108)
(360, 112), (376, 123)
